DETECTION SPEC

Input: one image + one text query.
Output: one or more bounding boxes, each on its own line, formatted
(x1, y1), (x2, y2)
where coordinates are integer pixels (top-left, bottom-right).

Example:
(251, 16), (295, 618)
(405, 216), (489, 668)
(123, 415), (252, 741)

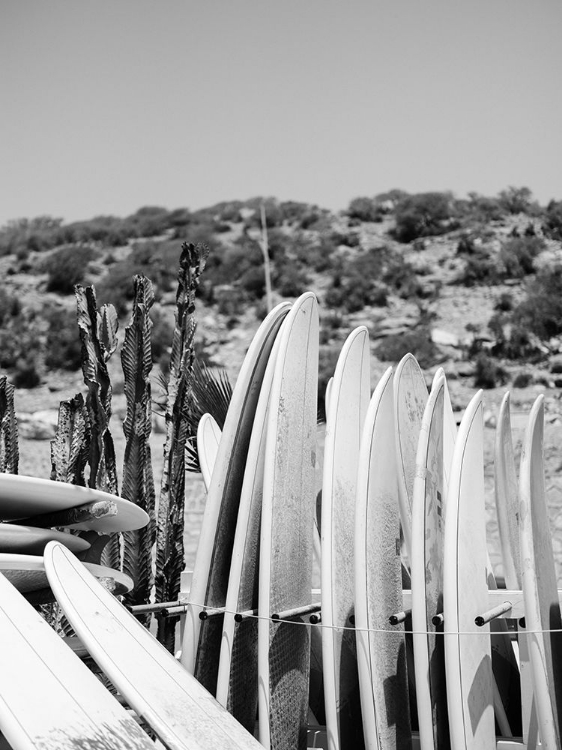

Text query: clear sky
(1, 1), (561, 225)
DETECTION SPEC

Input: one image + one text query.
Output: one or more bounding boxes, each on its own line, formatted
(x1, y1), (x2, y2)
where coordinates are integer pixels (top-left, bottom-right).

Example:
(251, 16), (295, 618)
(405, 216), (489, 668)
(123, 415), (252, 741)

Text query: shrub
(347, 197), (384, 223)
(543, 200), (562, 241)
(473, 353), (508, 389)
(374, 328), (438, 369)
(0, 288), (21, 325)
(512, 265), (562, 340)
(44, 245), (96, 294)
(44, 307), (83, 371)
(499, 236), (545, 279)
(464, 193), (505, 223)
(495, 292), (513, 312)
(393, 192), (455, 243)
(512, 371), (533, 388)
(455, 250), (501, 286)
(497, 186), (539, 216)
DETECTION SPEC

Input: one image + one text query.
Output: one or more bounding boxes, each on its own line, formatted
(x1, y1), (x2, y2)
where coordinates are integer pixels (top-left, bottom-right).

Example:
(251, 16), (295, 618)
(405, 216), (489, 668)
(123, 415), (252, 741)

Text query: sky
(1, 1), (561, 225)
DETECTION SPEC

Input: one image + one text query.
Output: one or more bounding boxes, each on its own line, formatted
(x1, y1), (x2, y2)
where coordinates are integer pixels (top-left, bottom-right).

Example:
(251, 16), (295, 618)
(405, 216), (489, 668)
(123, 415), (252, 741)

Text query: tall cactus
(120, 275), (157, 625)
(50, 393), (90, 485)
(155, 242), (208, 651)
(0, 376), (18, 474)
(76, 286), (120, 569)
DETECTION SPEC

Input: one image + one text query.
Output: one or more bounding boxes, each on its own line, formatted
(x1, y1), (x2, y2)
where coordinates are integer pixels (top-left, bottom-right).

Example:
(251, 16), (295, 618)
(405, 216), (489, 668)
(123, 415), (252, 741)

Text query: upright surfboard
(44, 542), (264, 750)
(355, 367), (412, 750)
(495, 392), (521, 592)
(181, 301), (291, 689)
(411, 373), (450, 750)
(215, 326), (282, 732)
(519, 395), (562, 749)
(0, 569), (154, 750)
(198, 413), (222, 491)
(393, 354), (428, 564)
(321, 326), (370, 750)
(257, 292), (319, 750)
(443, 391), (496, 749)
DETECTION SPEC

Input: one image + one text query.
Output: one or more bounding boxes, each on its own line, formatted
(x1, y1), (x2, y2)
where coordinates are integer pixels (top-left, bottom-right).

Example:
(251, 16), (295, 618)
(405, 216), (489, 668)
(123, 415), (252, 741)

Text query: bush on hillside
(44, 307), (83, 370)
(392, 192), (456, 243)
(499, 236), (545, 279)
(473, 353), (508, 388)
(347, 197), (384, 223)
(497, 186), (540, 216)
(543, 200), (562, 241)
(0, 288), (21, 325)
(511, 265), (562, 340)
(44, 245), (96, 294)
(374, 328), (438, 369)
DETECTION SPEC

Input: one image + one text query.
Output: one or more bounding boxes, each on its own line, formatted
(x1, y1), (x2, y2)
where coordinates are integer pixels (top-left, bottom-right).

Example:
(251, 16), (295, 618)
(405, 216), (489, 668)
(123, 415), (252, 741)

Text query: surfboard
(519, 394), (562, 749)
(393, 353), (428, 565)
(257, 291), (319, 750)
(321, 326), (370, 750)
(0, 473), (149, 533)
(181, 301), (291, 689)
(0, 568), (155, 750)
(495, 392), (521, 593)
(355, 366), (412, 750)
(215, 323), (283, 732)
(198, 413), (222, 492)
(0, 523), (90, 555)
(43, 541), (264, 750)
(443, 390), (496, 749)
(0, 553), (133, 599)
(411, 373), (450, 750)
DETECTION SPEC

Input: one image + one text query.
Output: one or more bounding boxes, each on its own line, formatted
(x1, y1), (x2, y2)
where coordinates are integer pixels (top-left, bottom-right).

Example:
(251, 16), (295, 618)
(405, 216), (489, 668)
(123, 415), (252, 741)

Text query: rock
(431, 328), (460, 347)
(18, 410), (59, 440)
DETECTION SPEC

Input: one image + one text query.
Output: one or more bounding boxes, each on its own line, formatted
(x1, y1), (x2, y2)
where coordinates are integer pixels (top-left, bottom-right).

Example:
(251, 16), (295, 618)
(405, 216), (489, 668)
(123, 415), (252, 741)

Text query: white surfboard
(198, 413), (222, 492)
(257, 292), (319, 750)
(443, 390), (496, 749)
(495, 392), (521, 591)
(411, 373), (450, 750)
(215, 324), (282, 732)
(321, 326), (370, 750)
(519, 395), (562, 749)
(44, 542), (264, 750)
(0, 473), (149, 533)
(0, 568), (154, 750)
(393, 354), (428, 565)
(181, 301), (291, 686)
(0, 524), (90, 555)
(0, 553), (133, 598)
(355, 366), (411, 750)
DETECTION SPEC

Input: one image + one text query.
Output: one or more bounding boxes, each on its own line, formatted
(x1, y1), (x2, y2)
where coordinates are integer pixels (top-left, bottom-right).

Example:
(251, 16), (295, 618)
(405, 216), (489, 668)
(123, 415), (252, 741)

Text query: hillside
(3, 187), (562, 576)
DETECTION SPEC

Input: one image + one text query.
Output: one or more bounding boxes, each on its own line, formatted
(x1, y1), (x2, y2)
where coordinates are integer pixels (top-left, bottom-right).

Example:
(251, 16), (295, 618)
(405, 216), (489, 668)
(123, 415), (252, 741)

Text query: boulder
(18, 410), (59, 440)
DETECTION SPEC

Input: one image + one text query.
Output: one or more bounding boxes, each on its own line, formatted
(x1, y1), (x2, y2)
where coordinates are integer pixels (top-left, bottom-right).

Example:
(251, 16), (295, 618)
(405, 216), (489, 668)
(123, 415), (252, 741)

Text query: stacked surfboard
(0, 474), (149, 601)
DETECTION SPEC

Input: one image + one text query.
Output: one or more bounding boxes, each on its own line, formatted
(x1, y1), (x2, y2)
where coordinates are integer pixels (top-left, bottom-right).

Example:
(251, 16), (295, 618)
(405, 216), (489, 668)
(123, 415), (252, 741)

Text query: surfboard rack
(475, 601), (513, 626)
(234, 608), (259, 622)
(389, 609), (411, 625)
(126, 601), (182, 615)
(271, 603), (321, 621)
